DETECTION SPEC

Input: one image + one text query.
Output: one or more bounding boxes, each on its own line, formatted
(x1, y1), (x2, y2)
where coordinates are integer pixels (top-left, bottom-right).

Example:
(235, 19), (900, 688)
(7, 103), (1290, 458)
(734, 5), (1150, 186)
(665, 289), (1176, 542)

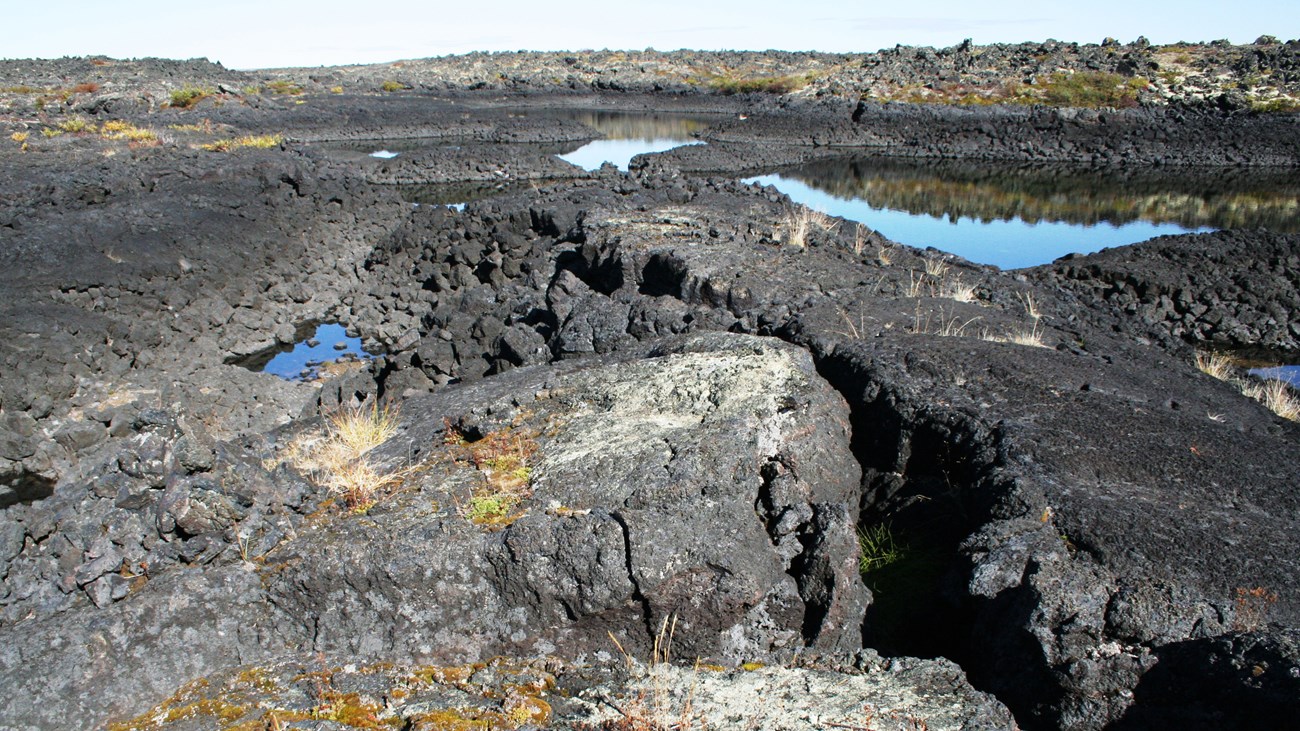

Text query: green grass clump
(169, 87), (214, 109)
(100, 120), (158, 142)
(380, 80), (406, 92)
(58, 117), (97, 134)
(858, 523), (906, 573)
(1251, 97), (1300, 113)
(264, 80), (303, 95)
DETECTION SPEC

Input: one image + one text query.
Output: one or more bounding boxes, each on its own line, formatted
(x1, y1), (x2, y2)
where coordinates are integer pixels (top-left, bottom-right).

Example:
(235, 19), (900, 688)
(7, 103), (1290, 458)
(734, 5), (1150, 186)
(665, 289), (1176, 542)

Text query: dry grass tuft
(1192, 352), (1298, 422)
(922, 257), (950, 279)
(274, 401), (409, 511)
(602, 615), (702, 731)
(58, 117), (96, 134)
(851, 228), (870, 256)
(941, 277), (978, 304)
(1019, 291), (1042, 321)
(100, 120), (158, 143)
(982, 323), (1050, 348)
(1242, 379), (1300, 422)
(783, 206), (837, 249)
(904, 271), (932, 298)
(1195, 351), (1236, 381)
(912, 304), (980, 337)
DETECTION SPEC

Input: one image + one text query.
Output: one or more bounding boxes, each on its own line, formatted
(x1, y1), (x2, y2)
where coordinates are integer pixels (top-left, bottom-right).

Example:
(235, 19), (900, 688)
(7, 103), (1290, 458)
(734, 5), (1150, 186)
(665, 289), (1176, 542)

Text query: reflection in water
(543, 110), (714, 140)
(787, 157), (1300, 231)
(748, 157), (1300, 269)
(241, 323), (373, 381)
(549, 111), (716, 172)
(560, 138), (703, 172)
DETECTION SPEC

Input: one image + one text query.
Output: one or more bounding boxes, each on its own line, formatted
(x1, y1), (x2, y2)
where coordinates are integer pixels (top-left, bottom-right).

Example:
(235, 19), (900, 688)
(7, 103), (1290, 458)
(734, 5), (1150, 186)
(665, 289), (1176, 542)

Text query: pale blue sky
(4, 0), (1296, 69)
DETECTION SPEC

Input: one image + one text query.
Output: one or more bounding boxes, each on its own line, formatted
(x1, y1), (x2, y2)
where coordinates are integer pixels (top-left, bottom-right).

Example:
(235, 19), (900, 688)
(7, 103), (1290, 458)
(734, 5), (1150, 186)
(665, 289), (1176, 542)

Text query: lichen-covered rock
(266, 333), (865, 663)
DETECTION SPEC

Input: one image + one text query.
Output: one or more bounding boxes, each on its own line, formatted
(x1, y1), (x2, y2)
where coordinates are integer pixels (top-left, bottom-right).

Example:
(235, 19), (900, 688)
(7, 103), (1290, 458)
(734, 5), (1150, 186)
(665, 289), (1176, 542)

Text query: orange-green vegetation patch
(168, 118), (217, 134)
(1031, 71), (1149, 108)
(199, 134), (284, 152)
(707, 72), (815, 95)
(1251, 96), (1300, 113)
(263, 80), (305, 95)
(169, 87), (214, 109)
(450, 420), (542, 529)
(107, 678), (248, 731)
(100, 120), (159, 143)
(112, 659), (556, 731)
(877, 71), (1148, 109)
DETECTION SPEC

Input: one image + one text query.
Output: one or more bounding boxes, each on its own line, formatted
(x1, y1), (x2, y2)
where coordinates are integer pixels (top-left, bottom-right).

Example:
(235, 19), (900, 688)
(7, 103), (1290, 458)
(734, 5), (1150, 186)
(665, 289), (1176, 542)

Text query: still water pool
(259, 323), (371, 381)
(555, 111), (712, 171)
(747, 157), (1300, 269)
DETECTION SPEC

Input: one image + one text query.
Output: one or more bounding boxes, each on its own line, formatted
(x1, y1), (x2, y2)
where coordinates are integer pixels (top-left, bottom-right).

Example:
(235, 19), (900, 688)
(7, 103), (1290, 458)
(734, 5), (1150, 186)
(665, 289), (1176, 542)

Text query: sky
(3, 0), (1296, 69)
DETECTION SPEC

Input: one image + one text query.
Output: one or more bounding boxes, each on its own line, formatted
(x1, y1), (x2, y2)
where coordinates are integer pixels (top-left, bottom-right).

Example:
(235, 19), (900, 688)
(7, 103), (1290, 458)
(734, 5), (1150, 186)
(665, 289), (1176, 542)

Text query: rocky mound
(1032, 229), (1300, 353)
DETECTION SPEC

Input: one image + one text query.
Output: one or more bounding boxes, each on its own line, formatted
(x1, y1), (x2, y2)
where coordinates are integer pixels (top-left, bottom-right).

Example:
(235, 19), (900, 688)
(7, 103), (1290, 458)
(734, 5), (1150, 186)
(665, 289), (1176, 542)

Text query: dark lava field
(1, 39), (1298, 731)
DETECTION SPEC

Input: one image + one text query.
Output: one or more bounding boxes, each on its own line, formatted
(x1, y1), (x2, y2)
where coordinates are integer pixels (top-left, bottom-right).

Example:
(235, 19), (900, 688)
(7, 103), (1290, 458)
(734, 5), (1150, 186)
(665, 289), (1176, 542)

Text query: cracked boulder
(0, 332), (867, 730)
(269, 332), (866, 662)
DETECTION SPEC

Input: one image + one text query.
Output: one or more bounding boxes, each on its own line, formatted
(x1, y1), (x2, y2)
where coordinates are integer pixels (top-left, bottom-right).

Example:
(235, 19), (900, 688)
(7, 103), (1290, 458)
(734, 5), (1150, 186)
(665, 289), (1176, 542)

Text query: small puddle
(238, 323), (375, 382)
(370, 150), (400, 159)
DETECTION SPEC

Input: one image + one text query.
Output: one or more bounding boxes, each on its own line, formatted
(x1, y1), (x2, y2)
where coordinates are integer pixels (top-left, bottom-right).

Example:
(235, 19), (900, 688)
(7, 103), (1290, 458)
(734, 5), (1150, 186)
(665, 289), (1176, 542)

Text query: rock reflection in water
(246, 323), (373, 382)
(552, 110), (715, 171)
(750, 157), (1300, 269)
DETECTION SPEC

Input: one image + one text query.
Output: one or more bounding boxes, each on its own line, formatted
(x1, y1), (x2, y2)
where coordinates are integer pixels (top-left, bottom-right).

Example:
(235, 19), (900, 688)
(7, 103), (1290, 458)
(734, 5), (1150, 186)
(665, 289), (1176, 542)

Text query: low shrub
(1251, 97), (1300, 113)
(1032, 71), (1148, 108)
(169, 87), (213, 109)
(58, 117), (96, 134)
(380, 80), (406, 92)
(264, 80), (303, 95)
(709, 73), (813, 96)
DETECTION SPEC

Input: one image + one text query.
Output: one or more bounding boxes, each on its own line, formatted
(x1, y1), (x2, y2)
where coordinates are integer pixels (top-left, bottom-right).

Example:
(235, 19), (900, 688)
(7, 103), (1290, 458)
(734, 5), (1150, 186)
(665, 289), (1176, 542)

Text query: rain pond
(242, 323), (374, 382)
(747, 156), (1300, 269)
